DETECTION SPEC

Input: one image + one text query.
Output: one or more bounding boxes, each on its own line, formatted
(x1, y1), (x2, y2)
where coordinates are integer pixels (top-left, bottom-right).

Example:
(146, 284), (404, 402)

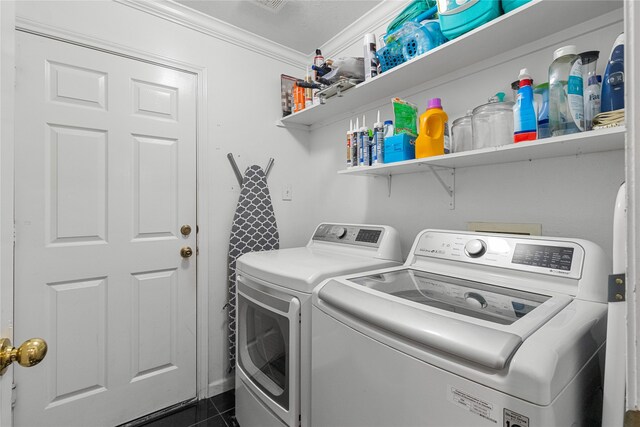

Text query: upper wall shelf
(279, 0), (622, 128)
(338, 127), (626, 177)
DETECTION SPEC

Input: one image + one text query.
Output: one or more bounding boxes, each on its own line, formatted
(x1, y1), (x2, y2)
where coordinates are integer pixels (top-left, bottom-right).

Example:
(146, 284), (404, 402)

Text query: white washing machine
(312, 229), (610, 427)
(235, 223), (402, 427)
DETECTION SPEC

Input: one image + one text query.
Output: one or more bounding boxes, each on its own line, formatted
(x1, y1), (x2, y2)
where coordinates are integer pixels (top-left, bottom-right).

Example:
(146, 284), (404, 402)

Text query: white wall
(15, 0), (317, 396)
(308, 10), (625, 260)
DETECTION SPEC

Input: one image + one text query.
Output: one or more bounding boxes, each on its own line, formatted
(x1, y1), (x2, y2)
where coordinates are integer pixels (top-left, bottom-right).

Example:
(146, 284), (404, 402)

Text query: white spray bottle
(356, 118), (363, 166)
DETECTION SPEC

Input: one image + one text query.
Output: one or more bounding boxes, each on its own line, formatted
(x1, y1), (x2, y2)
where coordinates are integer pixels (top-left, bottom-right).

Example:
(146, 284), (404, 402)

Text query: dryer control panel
(413, 231), (585, 279)
(313, 224), (384, 248)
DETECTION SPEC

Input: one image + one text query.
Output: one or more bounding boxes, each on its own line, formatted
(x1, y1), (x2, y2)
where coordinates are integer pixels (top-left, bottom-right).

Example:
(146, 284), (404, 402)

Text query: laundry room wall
(14, 1), (316, 396)
(305, 8), (625, 259)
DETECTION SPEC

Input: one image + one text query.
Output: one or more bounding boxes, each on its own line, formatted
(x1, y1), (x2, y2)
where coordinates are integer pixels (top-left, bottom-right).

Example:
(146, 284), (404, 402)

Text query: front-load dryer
(235, 223), (402, 427)
(312, 229), (610, 427)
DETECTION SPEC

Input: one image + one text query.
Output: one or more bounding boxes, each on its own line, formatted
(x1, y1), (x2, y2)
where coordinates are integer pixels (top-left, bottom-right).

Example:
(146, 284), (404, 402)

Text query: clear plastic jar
(472, 96), (514, 149)
(451, 110), (473, 153)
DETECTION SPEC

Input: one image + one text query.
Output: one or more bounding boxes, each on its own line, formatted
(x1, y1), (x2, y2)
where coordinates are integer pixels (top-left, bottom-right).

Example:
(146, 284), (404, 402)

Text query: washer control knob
(464, 292), (487, 309)
(465, 239), (486, 258)
(335, 227), (347, 239)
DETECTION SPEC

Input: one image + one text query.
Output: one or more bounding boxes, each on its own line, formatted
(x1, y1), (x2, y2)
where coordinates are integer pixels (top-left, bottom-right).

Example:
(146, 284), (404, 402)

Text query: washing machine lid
(237, 247), (401, 293)
(316, 267), (572, 370)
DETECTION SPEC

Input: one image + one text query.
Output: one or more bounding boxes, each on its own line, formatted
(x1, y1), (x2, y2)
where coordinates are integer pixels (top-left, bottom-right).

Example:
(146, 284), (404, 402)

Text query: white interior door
(13, 31), (197, 427)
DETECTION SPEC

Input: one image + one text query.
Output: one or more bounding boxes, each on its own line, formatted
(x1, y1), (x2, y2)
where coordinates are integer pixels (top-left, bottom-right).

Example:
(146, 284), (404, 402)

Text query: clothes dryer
(235, 223), (402, 427)
(312, 229), (610, 427)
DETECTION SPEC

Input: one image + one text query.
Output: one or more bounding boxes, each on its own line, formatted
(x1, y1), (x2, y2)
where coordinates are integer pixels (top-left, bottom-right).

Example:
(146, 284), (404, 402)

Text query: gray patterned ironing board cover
(227, 165), (279, 371)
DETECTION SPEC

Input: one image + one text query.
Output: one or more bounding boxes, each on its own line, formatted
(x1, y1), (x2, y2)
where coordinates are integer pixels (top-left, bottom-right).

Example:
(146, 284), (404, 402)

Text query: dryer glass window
(238, 294), (289, 409)
(349, 270), (550, 325)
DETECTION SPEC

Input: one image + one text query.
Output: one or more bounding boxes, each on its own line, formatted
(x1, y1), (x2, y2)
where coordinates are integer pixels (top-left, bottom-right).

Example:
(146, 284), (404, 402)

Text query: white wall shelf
(338, 127), (626, 177)
(279, 0), (622, 128)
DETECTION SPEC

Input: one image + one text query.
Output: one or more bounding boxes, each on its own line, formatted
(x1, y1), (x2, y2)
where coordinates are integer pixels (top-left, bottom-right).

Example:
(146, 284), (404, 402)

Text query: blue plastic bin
(438, 0), (501, 40)
(384, 134), (416, 163)
(501, 0), (532, 13)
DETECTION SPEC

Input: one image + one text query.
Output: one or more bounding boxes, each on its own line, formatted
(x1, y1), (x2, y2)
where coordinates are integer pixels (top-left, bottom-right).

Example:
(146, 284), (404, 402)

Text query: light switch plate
(282, 184), (293, 201)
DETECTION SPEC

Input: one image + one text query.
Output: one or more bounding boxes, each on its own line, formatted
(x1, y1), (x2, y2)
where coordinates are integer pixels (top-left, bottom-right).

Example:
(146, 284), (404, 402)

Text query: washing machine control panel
(313, 224), (384, 248)
(414, 231), (584, 279)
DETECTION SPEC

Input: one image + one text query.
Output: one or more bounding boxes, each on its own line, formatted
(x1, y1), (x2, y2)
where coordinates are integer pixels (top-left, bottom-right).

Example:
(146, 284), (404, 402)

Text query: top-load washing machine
(312, 229), (610, 427)
(235, 223), (402, 427)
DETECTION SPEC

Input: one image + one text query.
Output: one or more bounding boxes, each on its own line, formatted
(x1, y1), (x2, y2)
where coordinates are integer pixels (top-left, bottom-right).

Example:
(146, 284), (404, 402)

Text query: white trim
(626, 0), (639, 413)
(208, 376), (235, 398)
(0, 2), (16, 426)
(316, 0), (409, 59)
(12, 20), (212, 403)
(115, 0), (308, 70)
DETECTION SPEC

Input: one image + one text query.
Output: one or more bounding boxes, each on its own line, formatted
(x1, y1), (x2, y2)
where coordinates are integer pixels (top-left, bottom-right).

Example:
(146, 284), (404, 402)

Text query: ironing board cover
(227, 165), (279, 370)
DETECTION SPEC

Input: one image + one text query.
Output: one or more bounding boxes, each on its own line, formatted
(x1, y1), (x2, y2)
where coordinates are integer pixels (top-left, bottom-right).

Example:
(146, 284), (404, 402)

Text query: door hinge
(608, 273), (626, 302)
(11, 382), (16, 408)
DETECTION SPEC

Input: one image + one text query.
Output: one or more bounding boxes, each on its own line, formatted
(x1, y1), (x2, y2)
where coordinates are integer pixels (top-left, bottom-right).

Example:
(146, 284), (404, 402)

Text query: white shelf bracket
(387, 175), (392, 198)
(427, 165), (455, 210)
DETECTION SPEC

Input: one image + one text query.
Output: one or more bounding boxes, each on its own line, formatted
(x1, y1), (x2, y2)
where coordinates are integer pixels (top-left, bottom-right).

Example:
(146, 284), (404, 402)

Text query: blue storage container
(384, 134), (416, 163)
(437, 0), (501, 40)
(501, 0), (532, 13)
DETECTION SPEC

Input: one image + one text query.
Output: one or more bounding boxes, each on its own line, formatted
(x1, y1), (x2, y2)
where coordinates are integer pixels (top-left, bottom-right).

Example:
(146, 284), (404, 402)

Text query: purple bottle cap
(428, 98), (442, 109)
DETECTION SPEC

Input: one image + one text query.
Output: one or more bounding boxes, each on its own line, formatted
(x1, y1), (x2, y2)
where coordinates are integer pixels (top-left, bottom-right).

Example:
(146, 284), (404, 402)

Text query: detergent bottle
(415, 98), (448, 158)
(513, 68), (537, 142)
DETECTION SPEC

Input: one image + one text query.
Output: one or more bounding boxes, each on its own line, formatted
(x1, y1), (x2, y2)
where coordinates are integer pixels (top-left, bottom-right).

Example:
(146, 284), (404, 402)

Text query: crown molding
(316, 0), (410, 59)
(115, 0), (308, 70)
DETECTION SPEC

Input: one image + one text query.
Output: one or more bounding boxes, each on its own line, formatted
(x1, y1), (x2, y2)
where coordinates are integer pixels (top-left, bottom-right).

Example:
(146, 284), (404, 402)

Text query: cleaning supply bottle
(351, 119), (359, 166)
(549, 45), (583, 136)
(513, 68), (537, 142)
(601, 33), (624, 113)
(347, 120), (353, 168)
(364, 33), (379, 81)
(373, 111), (384, 165)
(356, 118), (363, 166)
(313, 49), (324, 81)
(360, 116), (371, 166)
(580, 51), (600, 130)
(534, 83), (550, 139)
(415, 98), (448, 158)
(384, 120), (394, 138)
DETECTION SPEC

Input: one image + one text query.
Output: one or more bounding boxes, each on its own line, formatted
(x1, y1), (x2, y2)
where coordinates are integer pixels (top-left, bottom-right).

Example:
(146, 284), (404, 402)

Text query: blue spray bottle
(513, 68), (537, 142)
(601, 33), (624, 113)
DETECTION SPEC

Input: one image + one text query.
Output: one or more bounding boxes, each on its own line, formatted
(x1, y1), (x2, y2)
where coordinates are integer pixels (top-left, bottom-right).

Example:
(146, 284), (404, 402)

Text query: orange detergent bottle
(415, 98), (449, 158)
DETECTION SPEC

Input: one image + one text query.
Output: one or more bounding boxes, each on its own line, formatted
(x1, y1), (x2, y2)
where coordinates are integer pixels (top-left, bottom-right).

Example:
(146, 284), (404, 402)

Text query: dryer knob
(465, 239), (486, 257)
(335, 227), (347, 239)
(464, 292), (487, 309)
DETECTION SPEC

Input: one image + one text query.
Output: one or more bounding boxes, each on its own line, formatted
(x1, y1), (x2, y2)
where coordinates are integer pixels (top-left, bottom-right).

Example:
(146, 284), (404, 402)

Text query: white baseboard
(208, 376), (235, 398)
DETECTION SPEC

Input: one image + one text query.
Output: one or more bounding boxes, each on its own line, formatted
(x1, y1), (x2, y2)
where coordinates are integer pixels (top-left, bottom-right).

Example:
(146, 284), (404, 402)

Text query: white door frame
(0, 1), (16, 426)
(4, 16), (211, 412)
(626, 0), (640, 417)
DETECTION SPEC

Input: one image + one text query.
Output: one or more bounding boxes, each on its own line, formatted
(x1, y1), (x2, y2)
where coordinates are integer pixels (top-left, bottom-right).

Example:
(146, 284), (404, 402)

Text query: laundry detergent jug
(415, 98), (448, 158)
(437, 0), (501, 40)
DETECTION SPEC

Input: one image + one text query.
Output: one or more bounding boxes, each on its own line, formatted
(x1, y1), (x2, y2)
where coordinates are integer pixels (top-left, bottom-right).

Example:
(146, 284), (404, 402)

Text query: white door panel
(14, 32), (197, 426)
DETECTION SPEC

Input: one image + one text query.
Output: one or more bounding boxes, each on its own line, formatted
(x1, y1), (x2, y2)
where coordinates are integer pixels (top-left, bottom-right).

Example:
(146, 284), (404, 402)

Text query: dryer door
(236, 273), (301, 426)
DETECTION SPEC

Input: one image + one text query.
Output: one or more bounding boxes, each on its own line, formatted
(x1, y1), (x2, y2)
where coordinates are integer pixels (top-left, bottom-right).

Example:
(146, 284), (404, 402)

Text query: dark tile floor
(142, 390), (238, 427)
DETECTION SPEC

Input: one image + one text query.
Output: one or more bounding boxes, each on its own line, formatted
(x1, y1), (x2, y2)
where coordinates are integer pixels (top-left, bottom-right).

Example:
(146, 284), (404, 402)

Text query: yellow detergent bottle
(415, 98), (448, 158)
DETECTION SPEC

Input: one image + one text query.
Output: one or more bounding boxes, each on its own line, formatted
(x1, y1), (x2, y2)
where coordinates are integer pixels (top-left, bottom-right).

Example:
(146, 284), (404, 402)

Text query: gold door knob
(180, 225), (192, 236)
(0, 338), (48, 376)
(180, 246), (193, 258)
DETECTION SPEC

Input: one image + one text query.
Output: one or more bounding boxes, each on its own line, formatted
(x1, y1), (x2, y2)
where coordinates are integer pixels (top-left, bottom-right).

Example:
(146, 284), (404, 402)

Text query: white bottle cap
(362, 115), (366, 129)
(518, 68), (532, 80)
(553, 45), (577, 60)
(356, 117), (359, 129)
(364, 33), (376, 45)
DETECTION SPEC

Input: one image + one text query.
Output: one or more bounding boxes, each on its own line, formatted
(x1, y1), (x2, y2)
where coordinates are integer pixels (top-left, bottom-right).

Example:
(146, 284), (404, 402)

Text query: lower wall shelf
(338, 126), (626, 177)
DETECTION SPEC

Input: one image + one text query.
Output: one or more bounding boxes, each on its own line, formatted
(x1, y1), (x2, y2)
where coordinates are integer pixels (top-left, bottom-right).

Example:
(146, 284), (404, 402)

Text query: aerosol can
(601, 33), (624, 113)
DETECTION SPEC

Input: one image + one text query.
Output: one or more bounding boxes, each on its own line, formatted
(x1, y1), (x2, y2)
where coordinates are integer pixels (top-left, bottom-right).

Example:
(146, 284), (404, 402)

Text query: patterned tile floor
(142, 390), (238, 427)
